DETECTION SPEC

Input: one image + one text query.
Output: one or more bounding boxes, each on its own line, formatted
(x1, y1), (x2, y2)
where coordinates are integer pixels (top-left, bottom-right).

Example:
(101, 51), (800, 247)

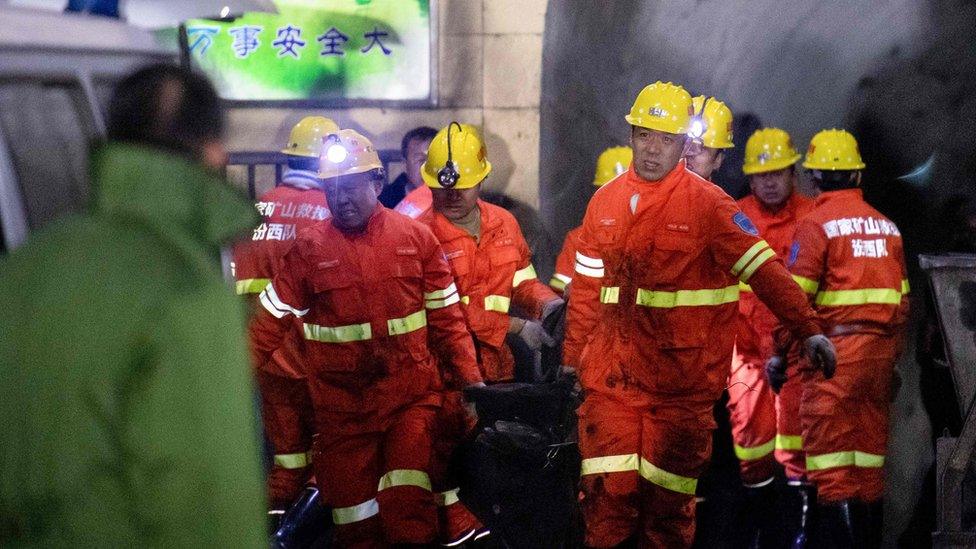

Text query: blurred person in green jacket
(0, 64), (265, 547)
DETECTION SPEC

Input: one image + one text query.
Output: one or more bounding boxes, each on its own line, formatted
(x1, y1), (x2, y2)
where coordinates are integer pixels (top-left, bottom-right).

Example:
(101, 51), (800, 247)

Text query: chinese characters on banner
(190, 24), (393, 59)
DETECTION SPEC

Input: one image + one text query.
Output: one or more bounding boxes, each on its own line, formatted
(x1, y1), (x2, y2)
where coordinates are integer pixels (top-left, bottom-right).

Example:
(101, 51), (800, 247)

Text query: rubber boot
(726, 479), (777, 548)
(866, 499), (884, 548)
(270, 486), (330, 549)
(788, 481), (816, 549)
(813, 499), (856, 548)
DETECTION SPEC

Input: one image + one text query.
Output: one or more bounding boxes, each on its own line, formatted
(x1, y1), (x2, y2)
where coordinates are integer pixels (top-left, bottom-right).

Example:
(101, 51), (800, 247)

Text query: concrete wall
(225, 0), (547, 210)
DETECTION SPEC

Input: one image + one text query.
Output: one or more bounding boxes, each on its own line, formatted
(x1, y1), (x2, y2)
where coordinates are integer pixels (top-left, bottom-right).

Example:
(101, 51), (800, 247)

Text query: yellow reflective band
(273, 451), (311, 469)
(792, 275), (820, 294)
(437, 489), (460, 507)
(426, 292), (460, 309)
(775, 434), (804, 451)
(388, 309), (427, 336)
(807, 450), (885, 471)
(635, 285), (739, 308)
(332, 499), (379, 525)
(739, 282), (753, 292)
(855, 451), (885, 468)
(484, 295), (511, 313)
(600, 286), (620, 304)
(461, 295), (470, 305)
(901, 278), (910, 294)
(639, 457), (697, 495)
(377, 469), (432, 492)
(303, 321), (372, 343)
(549, 276), (567, 291)
(236, 278), (270, 295)
(739, 248), (776, 282)
(513, 264), (538, 287)
(731, 240), (771, 278)
(580, 453), (639, 475)
(734, 438), (776, 461)
(424, 283), (458, 300)
(814, 288), (902, 306)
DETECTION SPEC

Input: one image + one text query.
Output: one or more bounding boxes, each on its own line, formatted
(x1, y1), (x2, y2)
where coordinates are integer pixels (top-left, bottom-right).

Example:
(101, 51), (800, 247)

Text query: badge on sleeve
(732, 212), (759, 236)
(788, 242), (800, 266)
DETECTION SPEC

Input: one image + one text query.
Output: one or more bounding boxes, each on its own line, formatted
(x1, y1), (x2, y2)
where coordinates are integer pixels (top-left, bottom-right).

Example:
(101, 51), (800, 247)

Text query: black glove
(804, 334), (837, 379)
(765, 355), (788, 394)
(511, 318), (555, 351)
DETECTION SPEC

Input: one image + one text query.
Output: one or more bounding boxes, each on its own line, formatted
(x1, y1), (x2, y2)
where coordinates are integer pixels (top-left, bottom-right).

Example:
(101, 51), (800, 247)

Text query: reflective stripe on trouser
(799, 333), (895, 503)
(775, 374), (806, 479)
(430, 391), (482, 544)
(256, 369), (314, 508)
(578, 390), (712, 548)
(313, 400), (439, 546)
(727, 352), (777, 485)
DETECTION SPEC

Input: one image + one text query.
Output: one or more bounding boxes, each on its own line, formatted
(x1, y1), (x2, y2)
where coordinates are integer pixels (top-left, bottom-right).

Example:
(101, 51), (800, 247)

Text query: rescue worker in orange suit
(550, 146), (633, 295)
(232, 115), (338, 513)
(395, 175), (434, 219)
(249, 129), (484, 548)
(563, 81), (837, 548)
(734, 127), (814, 544)
(417, 122), (563, 545)
(766, 129), (909, 548)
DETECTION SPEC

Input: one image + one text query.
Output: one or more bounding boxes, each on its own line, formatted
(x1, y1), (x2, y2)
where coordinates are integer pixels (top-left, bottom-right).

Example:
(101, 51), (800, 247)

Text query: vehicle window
(0, 79), (97, 231)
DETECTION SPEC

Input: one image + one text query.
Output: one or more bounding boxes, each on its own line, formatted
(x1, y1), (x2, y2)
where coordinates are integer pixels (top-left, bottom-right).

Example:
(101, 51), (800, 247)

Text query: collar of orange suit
(622, 158), (688, 197)
(814, 187), (863, 207)
(428, 200), (504, 242)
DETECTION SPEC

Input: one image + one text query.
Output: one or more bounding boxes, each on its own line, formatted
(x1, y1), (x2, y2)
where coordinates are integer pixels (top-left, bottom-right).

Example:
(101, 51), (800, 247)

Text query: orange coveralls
(394, 184), (433, 219)
(420, 200), (559, 541)
(787, 188), (908, 503)
(730, 192), (814, 484)
(564, 161), (822, 548)
(550, 226), (582, 294)
(250, 206), (482, 547)
(231, 170), (332, 508)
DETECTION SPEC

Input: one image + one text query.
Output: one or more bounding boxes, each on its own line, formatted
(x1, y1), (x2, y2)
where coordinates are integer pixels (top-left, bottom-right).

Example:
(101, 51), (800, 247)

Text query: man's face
(630, 126), (689, 181)
(324, 173), (383, 232)
(685, 146), (724, 180)
(405, 137), (433, 189)
(749, 167), (794, 211)
(431, 183), (481, 222)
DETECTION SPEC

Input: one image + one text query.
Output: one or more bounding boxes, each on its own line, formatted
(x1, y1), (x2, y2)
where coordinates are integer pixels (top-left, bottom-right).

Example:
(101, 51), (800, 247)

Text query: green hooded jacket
(0, 144), (265, 547)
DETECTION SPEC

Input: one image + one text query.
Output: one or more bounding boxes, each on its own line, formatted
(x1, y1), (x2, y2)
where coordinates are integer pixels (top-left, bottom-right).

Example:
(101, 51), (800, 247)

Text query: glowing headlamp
(324, 134), (348, 164)
(688, 118), (706, 140)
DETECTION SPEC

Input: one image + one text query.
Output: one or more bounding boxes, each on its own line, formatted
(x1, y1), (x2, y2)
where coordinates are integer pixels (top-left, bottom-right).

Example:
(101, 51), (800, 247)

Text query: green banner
(186, 0), (432, 102)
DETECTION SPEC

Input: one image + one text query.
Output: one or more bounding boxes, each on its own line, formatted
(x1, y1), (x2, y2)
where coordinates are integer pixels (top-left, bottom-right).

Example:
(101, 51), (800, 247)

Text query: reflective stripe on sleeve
(635, 285), (739, 308)
(738, 248), (776, 282)
(792, 275), (820, 294)
(273, 451), (312, 469)
(484, 295), (511, 313)
(549, 273), (571, 291)
(730, 240), (772, 280)
(388, 309), (427, 336)
(512, 264), (538, 287)
(901, 278), (910, 294)
(580, 453), (639, 475)
(437, 488), (460, 507)
(814, 288), (902, 306)
(377, 469), (433, 492)
(426, 292), (460, 309)
(806, 451), (885, 471)
(600, 286), (620, 304)
(259, 283), (309, 318)
(575, 252), (605, 278)
(775, 434), (804, 451)
(236, 278), (270, 295)
(424, 282), (459, 309)
(639, 457), (697, 495)
(739, 282), (753, 292)
(332, 498), (379, 525)
(734, 438), (776, 461)
(303, 321), (372, 343)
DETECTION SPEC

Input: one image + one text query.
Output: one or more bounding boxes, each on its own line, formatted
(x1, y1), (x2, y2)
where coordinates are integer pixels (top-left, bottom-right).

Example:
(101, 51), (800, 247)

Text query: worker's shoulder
(479, 200), (520, 226)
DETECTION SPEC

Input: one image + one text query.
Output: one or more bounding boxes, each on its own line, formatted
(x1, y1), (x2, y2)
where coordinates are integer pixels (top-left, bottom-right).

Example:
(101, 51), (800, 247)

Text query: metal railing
(227, 149), (404, 199)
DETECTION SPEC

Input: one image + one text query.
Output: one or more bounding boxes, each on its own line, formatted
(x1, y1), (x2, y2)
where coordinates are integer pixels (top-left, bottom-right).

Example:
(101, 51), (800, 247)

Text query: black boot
(270, 486), (331, 549)
(865, 499), (883, 548)
(813, 499), (856, 548)
(786, 481), (816, 549)
(726, 479), (779, 548)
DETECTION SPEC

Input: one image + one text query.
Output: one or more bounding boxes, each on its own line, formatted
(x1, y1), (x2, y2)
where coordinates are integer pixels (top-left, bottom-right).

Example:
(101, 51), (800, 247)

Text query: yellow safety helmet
(282, 116), (340, 157)
(803, 129), (866, 170)
(317, 129), (384, 179)
(593, 146), (632, 186)
(422, 122), (492, 190)
(625, 81), (694, 135)
(688, 96), (734, 149)
(742, 128), (802, 175)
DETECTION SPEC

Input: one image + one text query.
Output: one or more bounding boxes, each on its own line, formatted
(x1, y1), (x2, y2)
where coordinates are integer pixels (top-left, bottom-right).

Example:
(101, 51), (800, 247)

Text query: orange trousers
(257, 369), (315, 509)
(800, 334), (895, 503)
(578, 389), (713, 548)
(775, 372), (806, 480)
(727, 350), (777, 485)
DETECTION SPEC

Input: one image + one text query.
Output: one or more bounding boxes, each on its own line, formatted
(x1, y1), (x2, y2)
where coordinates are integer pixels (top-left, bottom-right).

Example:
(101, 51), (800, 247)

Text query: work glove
(765, 355), (788, 394)
(804, 334), (837, 380)
(540, 297), (566, 323)
(509, 318), (555, 351)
